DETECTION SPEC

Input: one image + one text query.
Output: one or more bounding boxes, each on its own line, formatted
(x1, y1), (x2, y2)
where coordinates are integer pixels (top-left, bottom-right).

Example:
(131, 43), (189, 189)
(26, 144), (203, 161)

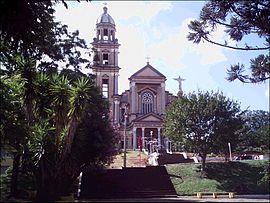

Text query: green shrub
(0, 167), (12, 200)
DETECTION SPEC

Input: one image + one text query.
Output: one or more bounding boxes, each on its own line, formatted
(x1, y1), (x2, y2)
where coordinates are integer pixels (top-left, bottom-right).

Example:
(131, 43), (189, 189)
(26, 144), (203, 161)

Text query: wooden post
(229, 192), (235, 198)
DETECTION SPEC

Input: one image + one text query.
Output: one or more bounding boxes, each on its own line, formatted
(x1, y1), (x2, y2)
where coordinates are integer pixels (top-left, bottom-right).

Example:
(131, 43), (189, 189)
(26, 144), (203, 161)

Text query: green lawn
(166, 160), (269, 195)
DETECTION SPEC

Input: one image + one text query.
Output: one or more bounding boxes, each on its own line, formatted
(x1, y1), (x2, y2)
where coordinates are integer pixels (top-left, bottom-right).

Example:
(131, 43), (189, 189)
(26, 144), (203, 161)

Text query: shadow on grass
(204, 161), (269, 194)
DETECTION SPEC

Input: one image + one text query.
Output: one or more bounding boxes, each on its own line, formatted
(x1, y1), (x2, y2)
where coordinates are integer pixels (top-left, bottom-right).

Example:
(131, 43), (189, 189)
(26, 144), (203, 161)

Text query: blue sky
(54, 1), (269, 112)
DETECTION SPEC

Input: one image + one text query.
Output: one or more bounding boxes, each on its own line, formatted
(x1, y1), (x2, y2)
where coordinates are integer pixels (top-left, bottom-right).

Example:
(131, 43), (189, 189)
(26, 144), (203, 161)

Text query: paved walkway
(77, 195), (270, 202)
(177, 195), (270, 202)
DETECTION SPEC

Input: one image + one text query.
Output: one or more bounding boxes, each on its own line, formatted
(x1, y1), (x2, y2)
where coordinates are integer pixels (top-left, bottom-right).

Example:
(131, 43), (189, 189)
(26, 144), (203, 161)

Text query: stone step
(80, 190), (177, 198)
(79, 166), (177, 199)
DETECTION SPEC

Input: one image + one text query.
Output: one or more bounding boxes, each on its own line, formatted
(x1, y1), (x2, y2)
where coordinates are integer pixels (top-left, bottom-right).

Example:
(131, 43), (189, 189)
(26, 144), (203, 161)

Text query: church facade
(91, 6), (177, 153)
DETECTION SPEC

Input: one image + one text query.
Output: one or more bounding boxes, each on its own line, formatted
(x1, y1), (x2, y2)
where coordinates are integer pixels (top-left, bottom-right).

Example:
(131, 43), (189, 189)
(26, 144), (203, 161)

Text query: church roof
(132, 112), (164, 123)
(130, 62), (166, 78)
(96, 6), (115, 25)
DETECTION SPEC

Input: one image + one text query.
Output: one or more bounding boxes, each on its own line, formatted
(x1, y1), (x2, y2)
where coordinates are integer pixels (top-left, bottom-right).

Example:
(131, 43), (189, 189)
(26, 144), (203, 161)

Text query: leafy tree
(29, 70), (119, 201)
(0, 0), (90, 73)
(237, 110), (270, 152)
(165, 91), (244, 172)
(0, 0), (119, 200)
(56, 85), (119, 196)
(211, 112), (246, 161)
(1, 56), (117, 200)
(187, 0), (270, 83)
(0, 74), (30, 197)
(29, 72), (93, 201)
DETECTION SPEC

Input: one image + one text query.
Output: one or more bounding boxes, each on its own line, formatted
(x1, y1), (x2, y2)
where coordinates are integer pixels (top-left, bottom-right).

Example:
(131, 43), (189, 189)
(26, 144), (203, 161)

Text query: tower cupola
(94, 5), (117, 42)
(96, 6), (115, 25)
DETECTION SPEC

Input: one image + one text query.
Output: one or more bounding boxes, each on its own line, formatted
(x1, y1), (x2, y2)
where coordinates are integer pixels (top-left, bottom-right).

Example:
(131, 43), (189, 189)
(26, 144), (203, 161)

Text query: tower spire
(103, 2), (108, 13)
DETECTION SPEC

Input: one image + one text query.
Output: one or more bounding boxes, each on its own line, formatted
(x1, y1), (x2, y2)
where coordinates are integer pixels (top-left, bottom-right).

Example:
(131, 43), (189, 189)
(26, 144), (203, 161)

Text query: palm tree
(34, 75), (94, 200)
(49, 74), (70, 154)
(2, 63), (105, 200)
(33, 73), (51, 119)
(62, 77), (92, 158)
(16, 55), (37, 124)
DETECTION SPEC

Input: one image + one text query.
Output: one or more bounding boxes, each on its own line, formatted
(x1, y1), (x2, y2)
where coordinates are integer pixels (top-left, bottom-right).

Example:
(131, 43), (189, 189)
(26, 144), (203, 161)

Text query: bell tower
(91, 5), (121, 125)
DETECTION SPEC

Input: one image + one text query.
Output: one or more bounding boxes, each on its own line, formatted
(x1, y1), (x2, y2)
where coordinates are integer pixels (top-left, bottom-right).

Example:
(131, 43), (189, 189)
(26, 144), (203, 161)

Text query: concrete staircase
(79, 166), (177, 199)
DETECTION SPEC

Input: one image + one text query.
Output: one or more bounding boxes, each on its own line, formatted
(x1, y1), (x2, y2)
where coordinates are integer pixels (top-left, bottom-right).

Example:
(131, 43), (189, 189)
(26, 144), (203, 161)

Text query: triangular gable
(131, 63), (165, 78)
(133, 112), (164, 122)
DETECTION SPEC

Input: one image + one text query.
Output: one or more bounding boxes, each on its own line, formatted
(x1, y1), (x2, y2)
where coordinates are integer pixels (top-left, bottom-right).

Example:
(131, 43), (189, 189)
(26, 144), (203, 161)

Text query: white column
(132, 127), (137, 150)
(101, 29), (104, 40)
(114, 73), (118, 94)
(112, 31), (115, 41)
(142, 127), (145, 148)
(131, 82), (136, 113)
(115, 48), (118, 66)
(110, 72), (115, 96)
(114, 100), (120, 125)
(96, 72), (101, 87)
(161, 82), (165, 113)
(138, 94), (141, 113)
(158, 128), (161, 147)
(154, 95), (157, 113)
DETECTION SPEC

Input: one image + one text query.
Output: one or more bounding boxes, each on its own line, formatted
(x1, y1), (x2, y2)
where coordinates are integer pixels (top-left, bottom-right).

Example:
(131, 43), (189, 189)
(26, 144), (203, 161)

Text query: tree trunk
(62, 119), (78, 159)
(36, 176), (57, 202)
(10, 152), (21, 197)
(35, 154), (76, 201)
(201, 153), (207, 173)
(35, 165), (75, 201)
(35, 155), (57, 201)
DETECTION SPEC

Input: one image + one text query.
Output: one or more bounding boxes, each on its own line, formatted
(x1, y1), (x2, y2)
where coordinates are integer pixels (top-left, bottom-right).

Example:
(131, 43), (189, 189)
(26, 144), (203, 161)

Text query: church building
(91, 6), (179, 153)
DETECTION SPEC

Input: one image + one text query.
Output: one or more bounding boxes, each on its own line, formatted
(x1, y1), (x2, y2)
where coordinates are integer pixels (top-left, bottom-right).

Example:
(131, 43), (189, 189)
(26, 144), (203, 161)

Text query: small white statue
(173, 76), (185, 93)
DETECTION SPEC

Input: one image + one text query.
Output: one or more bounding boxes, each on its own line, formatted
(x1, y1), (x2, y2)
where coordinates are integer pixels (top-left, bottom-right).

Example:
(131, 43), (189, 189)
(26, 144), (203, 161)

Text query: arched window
(102, 78), (109, 98)
(103, 53), (109, 64)
(142, 92), (154, 114)
(103, 29), (108, 40)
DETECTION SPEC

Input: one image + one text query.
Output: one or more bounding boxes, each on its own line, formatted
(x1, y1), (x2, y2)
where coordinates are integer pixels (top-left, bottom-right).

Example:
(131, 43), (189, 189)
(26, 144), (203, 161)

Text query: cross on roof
(146, 56), (151, 64)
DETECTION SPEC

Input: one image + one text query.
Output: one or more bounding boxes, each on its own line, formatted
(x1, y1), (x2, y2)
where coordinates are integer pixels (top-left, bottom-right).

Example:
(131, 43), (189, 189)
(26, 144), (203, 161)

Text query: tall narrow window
(103, 53), (109, 65)
(102, 78), (109, 98)
(142, 92), (154, 114)
(98, 30), (101, 40)
(104, 29), (108, 40)
(110, 30), (114, 41)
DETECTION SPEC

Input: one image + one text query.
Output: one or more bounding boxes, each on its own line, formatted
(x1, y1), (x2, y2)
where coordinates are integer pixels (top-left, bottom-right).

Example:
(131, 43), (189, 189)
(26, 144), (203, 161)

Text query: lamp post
(123, 107), (128, 168)
(228, 142), (232, 161)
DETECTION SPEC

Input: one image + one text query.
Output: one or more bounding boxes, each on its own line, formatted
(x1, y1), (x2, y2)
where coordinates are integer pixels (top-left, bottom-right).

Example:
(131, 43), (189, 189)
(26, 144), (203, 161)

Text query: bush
(257, 161), (269, 192)
(0, 167), (12, 200)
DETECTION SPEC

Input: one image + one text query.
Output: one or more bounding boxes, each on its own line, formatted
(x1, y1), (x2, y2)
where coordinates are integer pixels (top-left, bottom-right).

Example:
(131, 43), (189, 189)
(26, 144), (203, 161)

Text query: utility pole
(123, 106), (128, 167)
